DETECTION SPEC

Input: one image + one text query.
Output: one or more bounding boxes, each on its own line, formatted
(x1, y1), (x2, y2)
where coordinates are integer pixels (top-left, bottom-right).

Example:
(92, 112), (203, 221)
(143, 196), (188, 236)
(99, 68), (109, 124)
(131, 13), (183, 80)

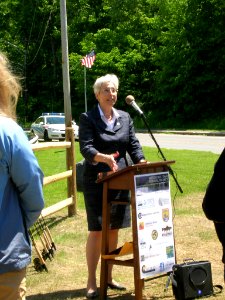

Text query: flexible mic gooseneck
(125, 95), (183, 193)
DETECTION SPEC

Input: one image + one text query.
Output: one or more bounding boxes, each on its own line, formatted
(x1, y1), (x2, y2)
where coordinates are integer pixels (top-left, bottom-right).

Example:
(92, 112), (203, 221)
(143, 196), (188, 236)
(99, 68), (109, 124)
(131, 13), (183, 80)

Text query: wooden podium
(97, 160), (175, 299)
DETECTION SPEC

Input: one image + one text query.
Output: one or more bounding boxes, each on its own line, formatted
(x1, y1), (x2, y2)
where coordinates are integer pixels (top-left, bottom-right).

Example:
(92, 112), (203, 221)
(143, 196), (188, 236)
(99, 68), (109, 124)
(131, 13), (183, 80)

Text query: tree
(1, 0), (225, 128)
(152, 0), (225, 127)
(68, 0), (160, 119)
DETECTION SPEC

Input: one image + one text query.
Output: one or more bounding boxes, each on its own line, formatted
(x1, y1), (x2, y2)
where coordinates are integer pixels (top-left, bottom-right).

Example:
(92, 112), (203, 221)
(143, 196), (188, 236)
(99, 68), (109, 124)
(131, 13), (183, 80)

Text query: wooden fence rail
(31, 127), (77, 218)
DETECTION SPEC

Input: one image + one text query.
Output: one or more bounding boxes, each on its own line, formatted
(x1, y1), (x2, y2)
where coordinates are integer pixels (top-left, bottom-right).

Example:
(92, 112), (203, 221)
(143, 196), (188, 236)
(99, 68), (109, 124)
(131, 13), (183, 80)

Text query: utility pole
(60, 0), (72, 126)
(60, 0), (77, 216)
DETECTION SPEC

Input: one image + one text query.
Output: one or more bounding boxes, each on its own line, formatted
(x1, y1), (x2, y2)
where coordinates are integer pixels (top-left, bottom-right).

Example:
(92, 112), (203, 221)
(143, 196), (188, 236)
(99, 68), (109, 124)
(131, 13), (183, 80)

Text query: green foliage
(152, 0), (225, 125)
(1, 0), (225, 128)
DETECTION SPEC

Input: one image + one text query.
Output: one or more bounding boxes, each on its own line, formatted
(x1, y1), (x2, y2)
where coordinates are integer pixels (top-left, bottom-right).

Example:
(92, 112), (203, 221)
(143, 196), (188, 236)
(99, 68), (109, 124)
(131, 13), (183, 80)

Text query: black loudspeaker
(172, 260), (213, 299)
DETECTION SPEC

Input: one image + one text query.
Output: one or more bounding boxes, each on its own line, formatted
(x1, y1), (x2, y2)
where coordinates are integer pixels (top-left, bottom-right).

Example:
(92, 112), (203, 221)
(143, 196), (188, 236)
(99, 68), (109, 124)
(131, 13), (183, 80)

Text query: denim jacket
(0, 116), (44, 274)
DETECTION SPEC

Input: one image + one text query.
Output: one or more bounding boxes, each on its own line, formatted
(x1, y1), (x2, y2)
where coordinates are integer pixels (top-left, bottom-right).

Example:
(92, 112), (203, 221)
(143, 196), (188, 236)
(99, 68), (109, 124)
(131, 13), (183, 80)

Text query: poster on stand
(134, 171), (175, 279)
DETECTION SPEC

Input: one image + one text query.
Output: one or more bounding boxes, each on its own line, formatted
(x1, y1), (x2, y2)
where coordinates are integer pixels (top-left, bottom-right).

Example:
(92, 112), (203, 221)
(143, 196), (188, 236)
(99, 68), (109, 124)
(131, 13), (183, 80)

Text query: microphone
(125, 95), (143, 115)
(126, 98), (183, 194)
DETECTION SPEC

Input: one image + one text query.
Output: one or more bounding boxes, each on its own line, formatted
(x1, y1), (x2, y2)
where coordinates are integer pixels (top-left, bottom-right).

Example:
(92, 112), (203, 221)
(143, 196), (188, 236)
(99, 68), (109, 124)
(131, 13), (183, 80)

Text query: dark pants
(214, 222), (225, 280)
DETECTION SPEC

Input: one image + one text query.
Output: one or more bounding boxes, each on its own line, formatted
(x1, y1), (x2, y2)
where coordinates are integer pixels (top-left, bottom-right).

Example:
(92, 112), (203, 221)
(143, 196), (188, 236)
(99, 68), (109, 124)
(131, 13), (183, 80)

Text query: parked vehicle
(30, 113), (79, 141)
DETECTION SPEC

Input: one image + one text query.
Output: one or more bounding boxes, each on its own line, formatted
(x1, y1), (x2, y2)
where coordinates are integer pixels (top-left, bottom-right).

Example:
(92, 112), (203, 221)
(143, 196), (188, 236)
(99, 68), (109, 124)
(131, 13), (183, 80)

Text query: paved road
(30, 131), (225, 154)
(136, 133), (225, 154)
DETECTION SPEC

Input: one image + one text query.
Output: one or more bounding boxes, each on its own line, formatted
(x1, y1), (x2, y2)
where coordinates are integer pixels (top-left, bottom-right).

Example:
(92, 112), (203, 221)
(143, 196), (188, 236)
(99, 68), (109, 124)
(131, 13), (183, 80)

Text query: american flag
(81, 50), (96, 68)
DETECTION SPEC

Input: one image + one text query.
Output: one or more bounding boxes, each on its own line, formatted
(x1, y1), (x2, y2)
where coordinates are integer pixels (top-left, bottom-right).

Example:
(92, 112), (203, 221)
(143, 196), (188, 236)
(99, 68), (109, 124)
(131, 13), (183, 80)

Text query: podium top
(96, 160), (175, 184)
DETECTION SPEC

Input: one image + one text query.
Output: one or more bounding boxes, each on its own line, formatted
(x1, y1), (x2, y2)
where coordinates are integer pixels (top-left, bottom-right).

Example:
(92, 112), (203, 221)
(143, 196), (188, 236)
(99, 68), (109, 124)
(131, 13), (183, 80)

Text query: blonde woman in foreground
(0, 53), (44, 300)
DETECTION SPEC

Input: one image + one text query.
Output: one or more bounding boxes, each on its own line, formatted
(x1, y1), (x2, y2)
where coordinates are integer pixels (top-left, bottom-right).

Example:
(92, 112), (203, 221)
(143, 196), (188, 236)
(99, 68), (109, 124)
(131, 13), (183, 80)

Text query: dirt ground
(26, 193), (225, 300)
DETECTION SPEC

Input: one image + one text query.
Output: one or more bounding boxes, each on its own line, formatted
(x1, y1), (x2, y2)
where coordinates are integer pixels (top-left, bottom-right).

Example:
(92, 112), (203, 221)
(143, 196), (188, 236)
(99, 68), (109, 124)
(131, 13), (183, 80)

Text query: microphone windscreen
(125, 95), (135, 105)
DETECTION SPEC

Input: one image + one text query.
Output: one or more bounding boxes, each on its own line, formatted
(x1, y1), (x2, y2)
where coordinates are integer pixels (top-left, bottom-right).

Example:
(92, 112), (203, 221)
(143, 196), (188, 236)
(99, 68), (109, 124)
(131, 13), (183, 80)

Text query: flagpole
(84, 66), (87, 112)
(81, 50), (96, 112)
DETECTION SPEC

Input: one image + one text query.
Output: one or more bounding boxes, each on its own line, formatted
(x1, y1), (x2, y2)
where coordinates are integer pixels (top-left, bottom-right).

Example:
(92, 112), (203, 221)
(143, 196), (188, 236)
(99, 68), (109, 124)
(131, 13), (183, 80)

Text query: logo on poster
(162, 208), (169, 222)
(151, 230), (158, 240)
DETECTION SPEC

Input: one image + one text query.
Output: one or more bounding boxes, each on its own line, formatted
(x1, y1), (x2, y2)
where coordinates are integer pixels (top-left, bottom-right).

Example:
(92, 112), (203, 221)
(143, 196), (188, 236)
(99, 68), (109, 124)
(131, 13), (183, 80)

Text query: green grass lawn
(34, 144), (219, 209)
(26, 145), (224, 300)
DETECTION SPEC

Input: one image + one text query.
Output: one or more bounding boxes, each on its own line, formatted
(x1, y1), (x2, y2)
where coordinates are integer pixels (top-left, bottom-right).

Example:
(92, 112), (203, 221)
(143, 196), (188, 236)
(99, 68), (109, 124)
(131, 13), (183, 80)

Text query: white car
(30, 113), (79, 141)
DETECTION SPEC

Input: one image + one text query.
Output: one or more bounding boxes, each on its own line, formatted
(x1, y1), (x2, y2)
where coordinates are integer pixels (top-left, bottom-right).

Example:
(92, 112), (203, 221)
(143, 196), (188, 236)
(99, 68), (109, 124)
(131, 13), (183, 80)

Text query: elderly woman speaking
(79, 74), (146, 299)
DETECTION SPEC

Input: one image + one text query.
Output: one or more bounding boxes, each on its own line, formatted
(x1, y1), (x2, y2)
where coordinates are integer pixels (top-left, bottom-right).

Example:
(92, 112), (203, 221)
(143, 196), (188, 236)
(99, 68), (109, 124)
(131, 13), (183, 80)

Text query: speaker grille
(189, 267), (208, 287)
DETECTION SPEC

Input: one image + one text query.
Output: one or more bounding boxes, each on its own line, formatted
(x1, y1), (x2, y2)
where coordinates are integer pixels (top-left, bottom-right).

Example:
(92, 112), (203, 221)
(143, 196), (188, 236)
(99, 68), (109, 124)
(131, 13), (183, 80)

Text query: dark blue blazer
(79, 105), (145, 179)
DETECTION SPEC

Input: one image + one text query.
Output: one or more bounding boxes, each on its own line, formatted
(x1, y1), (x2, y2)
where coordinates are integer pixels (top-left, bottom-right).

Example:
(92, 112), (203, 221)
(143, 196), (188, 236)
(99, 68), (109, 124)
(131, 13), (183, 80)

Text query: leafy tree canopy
(0, 0), (225, 129)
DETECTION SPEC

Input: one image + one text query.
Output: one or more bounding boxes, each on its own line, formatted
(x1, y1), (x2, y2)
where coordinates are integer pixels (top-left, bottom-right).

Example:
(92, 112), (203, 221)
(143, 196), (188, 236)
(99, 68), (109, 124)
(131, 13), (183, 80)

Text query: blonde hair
(93, 74), (119, 96)
(0, 53), (21, 120)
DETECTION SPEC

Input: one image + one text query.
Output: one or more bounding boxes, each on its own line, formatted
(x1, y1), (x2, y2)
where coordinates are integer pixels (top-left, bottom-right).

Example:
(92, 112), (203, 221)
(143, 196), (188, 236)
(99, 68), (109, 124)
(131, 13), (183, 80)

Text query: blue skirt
(83, 174), (131, 231)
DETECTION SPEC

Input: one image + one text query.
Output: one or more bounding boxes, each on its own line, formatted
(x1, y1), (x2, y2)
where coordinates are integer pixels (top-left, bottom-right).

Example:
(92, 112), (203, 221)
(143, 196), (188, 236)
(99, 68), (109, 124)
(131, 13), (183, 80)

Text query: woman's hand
(105, 153), (118, 172)
(138, 159), (148, 164)
(94, 152), (119, 172)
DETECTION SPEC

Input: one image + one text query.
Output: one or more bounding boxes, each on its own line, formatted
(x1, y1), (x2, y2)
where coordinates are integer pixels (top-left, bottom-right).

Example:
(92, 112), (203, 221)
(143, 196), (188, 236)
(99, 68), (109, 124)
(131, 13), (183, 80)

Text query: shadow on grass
(26, 289), (136, 300)
(27, 289), (174, 300)
(27, 288), (86, 300)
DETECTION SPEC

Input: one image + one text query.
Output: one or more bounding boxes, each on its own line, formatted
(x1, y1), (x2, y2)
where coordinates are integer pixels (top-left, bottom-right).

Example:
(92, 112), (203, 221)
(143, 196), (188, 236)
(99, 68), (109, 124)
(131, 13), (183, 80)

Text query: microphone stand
(140, 113), (183, 193)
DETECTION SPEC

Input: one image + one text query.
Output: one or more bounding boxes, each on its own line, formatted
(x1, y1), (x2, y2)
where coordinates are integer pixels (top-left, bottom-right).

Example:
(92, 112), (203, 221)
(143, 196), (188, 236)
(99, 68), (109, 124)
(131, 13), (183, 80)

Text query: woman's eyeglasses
(102, 88), (118, 94)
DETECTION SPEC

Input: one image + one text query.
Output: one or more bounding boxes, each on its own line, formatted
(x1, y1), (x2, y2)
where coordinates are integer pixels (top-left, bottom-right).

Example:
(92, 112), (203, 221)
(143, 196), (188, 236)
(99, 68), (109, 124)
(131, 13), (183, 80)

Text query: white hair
(93, 74), (119, 95)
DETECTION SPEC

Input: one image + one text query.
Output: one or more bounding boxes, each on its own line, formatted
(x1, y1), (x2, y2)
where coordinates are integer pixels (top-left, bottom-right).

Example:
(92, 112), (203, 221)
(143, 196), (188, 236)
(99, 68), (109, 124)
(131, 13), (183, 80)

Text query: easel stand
(98, 161), (175, 299)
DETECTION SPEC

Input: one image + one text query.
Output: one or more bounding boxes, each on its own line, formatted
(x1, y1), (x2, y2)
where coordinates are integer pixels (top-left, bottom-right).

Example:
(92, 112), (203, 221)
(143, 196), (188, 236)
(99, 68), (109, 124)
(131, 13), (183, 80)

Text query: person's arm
(8, 126), (44, 228)
(79, 112), (99, 163)
(79, 112), (119, 171)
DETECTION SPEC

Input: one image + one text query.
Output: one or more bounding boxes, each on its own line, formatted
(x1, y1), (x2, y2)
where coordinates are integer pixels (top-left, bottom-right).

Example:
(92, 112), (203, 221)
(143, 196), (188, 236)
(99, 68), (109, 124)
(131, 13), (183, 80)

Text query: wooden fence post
(66, 127), (77, 216)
